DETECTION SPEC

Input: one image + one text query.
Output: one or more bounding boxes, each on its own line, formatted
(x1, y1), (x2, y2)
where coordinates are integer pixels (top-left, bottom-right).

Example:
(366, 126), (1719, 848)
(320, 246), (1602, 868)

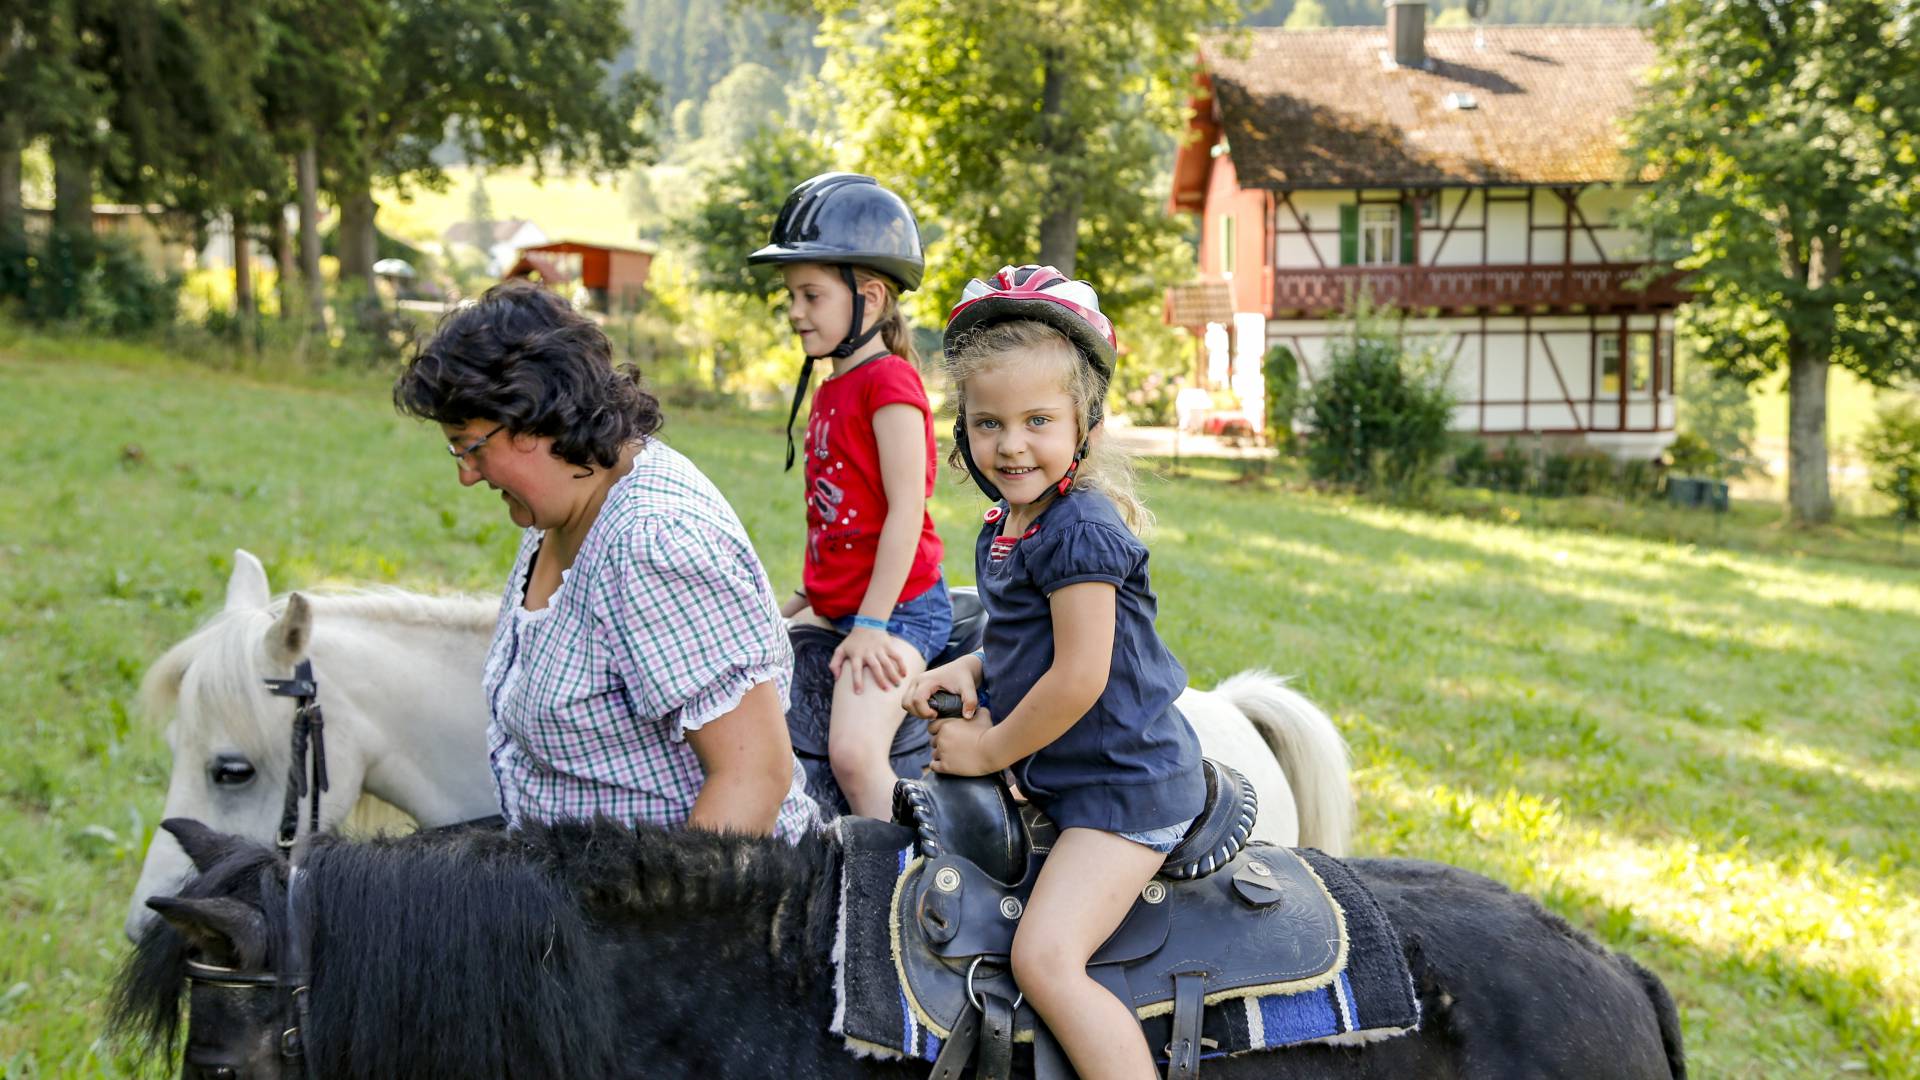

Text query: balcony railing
(1270, 262), (1688, 315)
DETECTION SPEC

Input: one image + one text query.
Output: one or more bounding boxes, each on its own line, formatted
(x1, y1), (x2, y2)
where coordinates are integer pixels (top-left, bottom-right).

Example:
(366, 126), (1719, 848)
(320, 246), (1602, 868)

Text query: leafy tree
(1627, 0), (1920, 524)
(1246, 0), (1641, 25)
(811, 0), (1239, 321)
(1675, 353), (1762, 481)
(329, 0), (659, 293)
(673, 126), (831, 303)
(1284, 0), (1330, 28)
(697, 62), (789, 162)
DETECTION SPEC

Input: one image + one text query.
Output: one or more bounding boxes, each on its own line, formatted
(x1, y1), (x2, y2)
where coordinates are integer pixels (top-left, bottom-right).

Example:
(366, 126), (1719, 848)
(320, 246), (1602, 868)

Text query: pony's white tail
(1214, 670), (1353, 856)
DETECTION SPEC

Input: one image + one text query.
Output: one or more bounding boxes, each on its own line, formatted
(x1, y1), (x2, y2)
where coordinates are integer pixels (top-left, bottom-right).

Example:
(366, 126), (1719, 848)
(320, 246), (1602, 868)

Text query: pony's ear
(264, 593), (312, 669)
(162, 817), (236, 874)
(224, 550), (271, 613)
(146, 896), (269, 966)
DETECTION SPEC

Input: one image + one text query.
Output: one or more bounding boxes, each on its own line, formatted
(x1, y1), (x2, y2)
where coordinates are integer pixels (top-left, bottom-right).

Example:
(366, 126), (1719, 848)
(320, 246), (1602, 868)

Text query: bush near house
(1860, 399), (1920, 522)
(1302, 313), (1455, 495)
(1262, 343), (1300, 449)
(0, 232), (179, 336)
(1452, 438), (1664, 500)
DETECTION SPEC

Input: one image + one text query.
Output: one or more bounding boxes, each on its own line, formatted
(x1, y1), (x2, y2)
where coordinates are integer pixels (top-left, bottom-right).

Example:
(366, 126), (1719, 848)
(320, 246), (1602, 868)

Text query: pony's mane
(139, 588), (496, 752)
(112, 822), (841, 1077)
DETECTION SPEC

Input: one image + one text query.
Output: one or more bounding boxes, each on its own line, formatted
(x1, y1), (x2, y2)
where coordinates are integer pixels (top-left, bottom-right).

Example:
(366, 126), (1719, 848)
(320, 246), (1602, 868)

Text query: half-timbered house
(1166, 1), (1688, 458)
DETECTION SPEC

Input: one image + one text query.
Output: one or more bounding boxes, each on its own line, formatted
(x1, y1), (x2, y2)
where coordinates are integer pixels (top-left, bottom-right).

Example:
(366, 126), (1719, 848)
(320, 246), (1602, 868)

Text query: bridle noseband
(179, 660), (329, 1074)
(180, 865), (313, 1075)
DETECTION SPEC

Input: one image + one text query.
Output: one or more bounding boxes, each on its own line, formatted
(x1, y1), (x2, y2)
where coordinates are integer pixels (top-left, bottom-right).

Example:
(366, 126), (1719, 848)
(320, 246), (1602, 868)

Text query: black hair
(393, 280), (663, 469)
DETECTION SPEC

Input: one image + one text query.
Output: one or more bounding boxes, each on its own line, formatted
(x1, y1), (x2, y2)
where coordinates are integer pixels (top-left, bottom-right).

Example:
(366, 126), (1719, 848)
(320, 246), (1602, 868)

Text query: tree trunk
(335, 181), (378, 296)
(1034, 51), (1081, 277)
(231, 209), (256, 337)
(1036, 195), (1082, 277)
(296, 143), (326, 333)
(270, 203), (293, 318)
(0, 109), (22, 247)
(51, 136), (94, 251)
(1785, 333), (1833, 524)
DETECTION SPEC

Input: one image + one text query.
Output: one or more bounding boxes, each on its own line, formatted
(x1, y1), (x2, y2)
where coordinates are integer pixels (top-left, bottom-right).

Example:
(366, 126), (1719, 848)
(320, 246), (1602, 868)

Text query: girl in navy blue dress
(903, 265), (1204, 1080)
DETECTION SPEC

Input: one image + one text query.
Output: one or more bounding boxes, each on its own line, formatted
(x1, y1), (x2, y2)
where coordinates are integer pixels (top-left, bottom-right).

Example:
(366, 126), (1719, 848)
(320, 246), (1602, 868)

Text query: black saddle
(889, 743), (1338, 1080)
(787, 587), (987, 815)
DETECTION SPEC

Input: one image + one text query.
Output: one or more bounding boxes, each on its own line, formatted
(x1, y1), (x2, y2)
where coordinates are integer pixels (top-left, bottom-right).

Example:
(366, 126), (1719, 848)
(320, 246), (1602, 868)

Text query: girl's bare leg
(827, 635), (927, 817)
(1011, 828), (1165, 1080)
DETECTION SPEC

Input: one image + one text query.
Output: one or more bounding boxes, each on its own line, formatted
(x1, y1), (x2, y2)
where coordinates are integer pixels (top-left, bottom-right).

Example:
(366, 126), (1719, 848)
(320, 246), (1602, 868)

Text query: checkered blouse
(481, 440), (820, 841)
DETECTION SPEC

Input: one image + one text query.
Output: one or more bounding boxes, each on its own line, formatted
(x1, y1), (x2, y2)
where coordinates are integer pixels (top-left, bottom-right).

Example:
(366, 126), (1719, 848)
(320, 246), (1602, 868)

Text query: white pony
(125, 552), (499, 939)
(127, 550), (1352, 938)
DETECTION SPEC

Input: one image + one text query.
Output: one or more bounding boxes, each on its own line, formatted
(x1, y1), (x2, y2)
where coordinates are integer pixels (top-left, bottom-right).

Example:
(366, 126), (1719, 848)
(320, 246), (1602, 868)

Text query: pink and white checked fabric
(481, 441), (820, 841)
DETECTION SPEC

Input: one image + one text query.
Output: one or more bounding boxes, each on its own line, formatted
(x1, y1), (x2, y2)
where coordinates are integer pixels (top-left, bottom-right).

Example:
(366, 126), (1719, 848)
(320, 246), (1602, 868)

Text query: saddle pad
(831, 827), (1420, 1065)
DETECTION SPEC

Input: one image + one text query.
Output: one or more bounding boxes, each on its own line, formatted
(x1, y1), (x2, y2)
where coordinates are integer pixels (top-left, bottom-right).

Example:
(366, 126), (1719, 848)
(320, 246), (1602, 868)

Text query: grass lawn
(2, 333), (1916, 1078)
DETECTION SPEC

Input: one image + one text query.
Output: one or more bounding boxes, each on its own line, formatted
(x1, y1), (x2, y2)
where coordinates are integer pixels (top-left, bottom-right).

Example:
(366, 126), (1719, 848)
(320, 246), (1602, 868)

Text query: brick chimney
(1386, 0), (1428, 68)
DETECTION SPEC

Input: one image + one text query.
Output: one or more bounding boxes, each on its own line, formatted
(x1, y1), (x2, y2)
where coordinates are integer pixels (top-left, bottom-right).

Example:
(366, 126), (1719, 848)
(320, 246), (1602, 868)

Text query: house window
(1629, 333), (1653, 392)
(1597, 333), (1621, 396)
(1360, 205), (1398, 266)
(1419, 194), (1439, 225)
(1220, 214), (1237, 275)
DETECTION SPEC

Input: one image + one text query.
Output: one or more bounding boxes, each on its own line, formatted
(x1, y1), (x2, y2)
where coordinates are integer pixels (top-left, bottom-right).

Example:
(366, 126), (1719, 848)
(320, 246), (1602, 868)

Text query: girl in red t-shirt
(748, 173), (950, 818)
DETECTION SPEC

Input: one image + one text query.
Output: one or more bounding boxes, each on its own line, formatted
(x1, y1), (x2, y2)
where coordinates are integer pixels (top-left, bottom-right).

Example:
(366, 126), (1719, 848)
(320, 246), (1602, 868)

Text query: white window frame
(1359, 205), (1399, 266)
(1597, 333), (1621, 396)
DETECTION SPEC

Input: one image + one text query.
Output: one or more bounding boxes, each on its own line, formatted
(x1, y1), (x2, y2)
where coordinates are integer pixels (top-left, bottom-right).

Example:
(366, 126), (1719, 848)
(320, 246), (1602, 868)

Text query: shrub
(1, 231), (179, 335)
(1665, 431), (1717, 474)
(1262, 344), (1300, 448)
(1676, 358), (1762, 479)
(1859, 399), (1920, 522)
(1303, 308), (1456, 494)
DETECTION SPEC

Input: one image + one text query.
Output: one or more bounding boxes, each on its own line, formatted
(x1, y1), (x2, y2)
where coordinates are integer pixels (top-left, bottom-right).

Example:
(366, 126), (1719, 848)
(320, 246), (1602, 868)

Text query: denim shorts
(1117, 817), (1197, 854)
(830, 577), (953, 663)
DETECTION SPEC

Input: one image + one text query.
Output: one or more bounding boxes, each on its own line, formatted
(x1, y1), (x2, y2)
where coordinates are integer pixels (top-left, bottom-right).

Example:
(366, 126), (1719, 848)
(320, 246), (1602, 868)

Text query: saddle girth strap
(1166, 971), (1208, 1080)
(928, 1006), (979, 1080)
(976, 993), (1015, 1080)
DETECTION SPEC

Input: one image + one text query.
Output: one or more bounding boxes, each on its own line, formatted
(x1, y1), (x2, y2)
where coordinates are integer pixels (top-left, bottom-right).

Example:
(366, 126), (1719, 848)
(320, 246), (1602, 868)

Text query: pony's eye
(209, 755), (256, 788)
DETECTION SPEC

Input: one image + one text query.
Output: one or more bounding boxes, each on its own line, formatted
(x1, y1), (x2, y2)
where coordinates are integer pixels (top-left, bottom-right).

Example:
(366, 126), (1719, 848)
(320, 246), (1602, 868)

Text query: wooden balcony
(1270, 262), (1688, 316)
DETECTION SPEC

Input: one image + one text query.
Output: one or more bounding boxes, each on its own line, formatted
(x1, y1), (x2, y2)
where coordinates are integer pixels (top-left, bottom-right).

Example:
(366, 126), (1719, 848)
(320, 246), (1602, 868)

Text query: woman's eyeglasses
(448, 424), (506, 468)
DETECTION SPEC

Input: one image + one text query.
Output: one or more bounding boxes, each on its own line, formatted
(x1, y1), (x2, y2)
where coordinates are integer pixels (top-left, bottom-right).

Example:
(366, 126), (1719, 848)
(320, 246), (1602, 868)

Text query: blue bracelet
(851, 615), (891, 632)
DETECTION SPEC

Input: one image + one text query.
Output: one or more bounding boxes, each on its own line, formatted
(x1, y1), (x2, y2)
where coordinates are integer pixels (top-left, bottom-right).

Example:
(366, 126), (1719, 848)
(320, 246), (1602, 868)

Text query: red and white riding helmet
(943, 266), (1119, 503)
(943, 264), (1117, 381)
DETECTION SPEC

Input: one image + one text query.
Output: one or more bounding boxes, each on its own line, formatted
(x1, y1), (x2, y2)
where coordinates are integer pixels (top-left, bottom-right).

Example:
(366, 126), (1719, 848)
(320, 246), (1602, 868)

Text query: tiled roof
(1202, 26), (1654, 189)
(1164, 281), (1236, 329)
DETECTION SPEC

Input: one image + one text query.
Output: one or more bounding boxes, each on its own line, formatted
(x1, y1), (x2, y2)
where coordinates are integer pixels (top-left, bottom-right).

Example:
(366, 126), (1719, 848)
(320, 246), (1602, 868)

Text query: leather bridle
(178, 660), (329, 1075)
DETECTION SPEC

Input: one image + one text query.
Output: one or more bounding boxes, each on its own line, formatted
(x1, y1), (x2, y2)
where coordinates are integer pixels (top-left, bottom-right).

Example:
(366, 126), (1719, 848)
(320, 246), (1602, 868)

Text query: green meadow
(1, 332), (1916, 1078)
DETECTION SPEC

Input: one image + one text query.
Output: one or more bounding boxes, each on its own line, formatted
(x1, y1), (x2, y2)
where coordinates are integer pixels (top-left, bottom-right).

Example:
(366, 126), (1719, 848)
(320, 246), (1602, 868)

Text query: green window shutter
(1339, 204), (1357, 266)
(1399, 201), (1415, 265)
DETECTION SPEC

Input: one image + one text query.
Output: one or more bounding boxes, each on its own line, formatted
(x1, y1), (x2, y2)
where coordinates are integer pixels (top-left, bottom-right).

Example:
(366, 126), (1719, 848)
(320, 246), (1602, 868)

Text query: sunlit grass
(1, 332), (1916, 1077)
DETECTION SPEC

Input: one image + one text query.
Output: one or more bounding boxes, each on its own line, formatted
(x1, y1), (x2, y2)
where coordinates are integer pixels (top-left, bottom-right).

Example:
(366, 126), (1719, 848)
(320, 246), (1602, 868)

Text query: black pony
(114, 819), (1685, 1079)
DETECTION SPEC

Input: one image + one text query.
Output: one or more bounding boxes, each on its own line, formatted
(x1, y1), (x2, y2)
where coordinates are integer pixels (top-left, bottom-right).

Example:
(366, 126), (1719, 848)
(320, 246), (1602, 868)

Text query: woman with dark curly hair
(394, 280), (819, 840)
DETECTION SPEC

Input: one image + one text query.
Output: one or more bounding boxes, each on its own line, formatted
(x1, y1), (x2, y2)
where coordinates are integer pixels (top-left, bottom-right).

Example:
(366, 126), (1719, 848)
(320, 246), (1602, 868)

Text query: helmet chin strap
(784, 266), (888, 471)
(954, 398), (1099, 505)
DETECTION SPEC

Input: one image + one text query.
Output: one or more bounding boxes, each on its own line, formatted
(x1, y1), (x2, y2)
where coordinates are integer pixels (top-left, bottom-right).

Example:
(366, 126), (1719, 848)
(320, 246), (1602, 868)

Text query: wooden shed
(504, 239), (655, 312)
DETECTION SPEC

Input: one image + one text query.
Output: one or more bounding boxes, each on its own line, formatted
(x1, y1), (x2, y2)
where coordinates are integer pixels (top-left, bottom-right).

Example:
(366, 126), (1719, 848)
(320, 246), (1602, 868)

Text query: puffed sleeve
(591, 515), (794, 740)
(864, 354), (934, 415)
(1027, 521), (1143, 595)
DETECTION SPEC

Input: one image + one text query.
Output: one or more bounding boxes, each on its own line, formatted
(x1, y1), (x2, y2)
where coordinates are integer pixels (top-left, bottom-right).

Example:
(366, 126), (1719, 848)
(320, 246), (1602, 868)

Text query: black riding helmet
(749, 172), (925, 469)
